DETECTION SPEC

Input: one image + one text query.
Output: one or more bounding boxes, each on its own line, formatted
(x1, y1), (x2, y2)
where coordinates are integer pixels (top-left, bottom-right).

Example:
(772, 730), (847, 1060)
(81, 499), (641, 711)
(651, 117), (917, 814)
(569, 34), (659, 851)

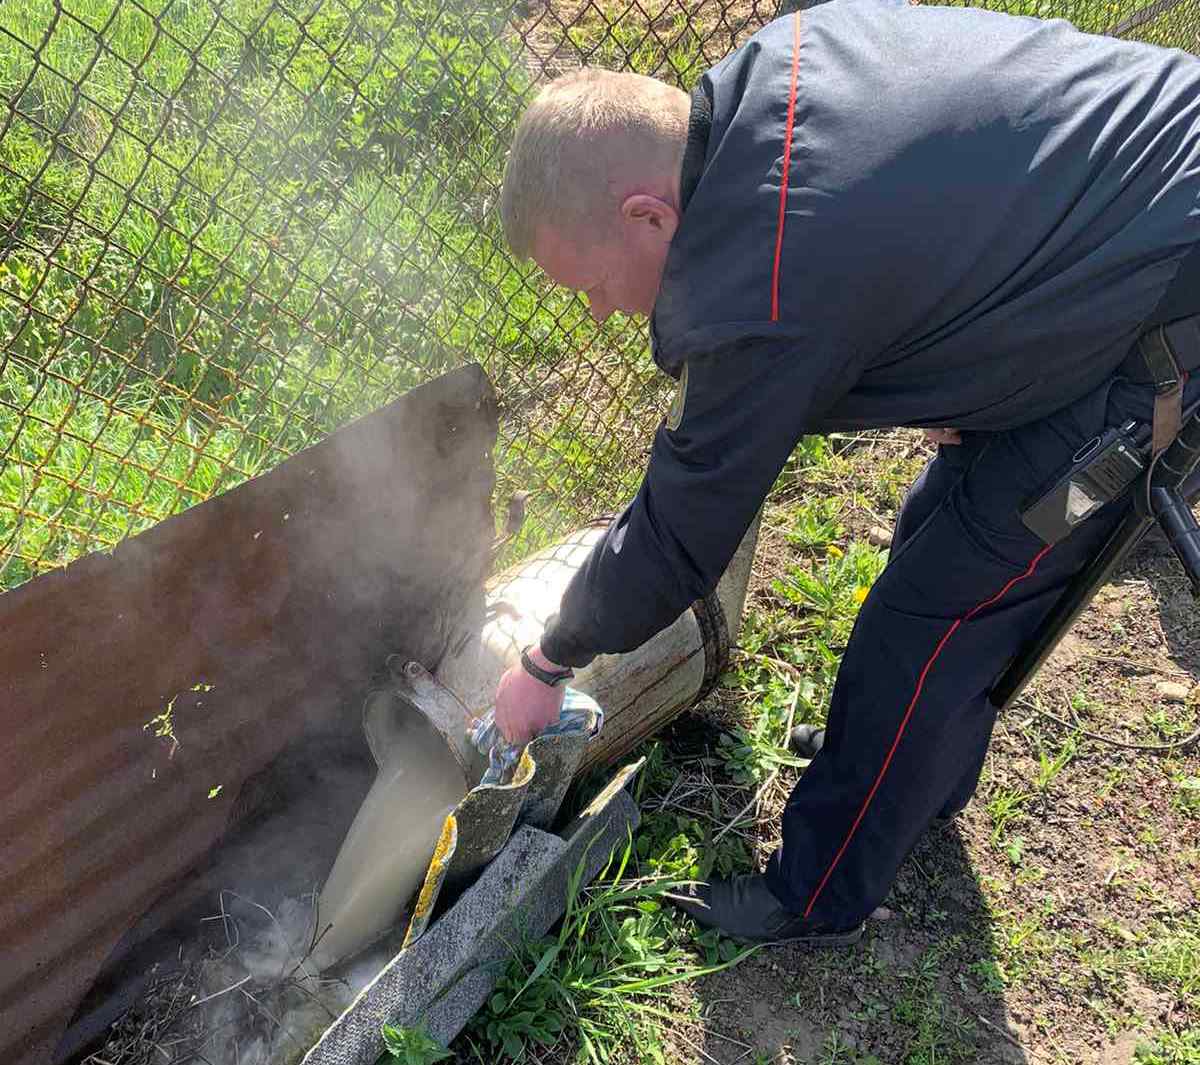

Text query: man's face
(532, 198), (678, 324)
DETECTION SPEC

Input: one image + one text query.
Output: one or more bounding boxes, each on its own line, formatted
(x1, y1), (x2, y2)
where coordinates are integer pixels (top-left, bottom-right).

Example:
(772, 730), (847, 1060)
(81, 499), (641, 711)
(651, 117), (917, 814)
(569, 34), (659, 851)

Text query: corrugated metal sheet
(0, 366), (497, 1065)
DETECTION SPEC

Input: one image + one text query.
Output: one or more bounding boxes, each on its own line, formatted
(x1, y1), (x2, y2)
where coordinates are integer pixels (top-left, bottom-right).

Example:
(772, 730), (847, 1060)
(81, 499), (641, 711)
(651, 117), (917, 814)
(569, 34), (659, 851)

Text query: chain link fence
(1, 0), (1196, 592)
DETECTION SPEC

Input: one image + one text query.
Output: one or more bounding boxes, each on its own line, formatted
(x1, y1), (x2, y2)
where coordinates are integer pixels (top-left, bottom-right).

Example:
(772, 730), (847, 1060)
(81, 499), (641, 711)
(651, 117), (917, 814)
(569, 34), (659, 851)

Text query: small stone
(870, 905), (894, 920)
(867, 525), (893, 548)
(1156, 681), (1190, 702)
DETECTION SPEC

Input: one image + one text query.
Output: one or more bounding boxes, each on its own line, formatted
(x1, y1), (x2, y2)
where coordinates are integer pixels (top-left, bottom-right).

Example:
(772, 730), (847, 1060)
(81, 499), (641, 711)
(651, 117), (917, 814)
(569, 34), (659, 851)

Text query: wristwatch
(520, 645), (575, 687)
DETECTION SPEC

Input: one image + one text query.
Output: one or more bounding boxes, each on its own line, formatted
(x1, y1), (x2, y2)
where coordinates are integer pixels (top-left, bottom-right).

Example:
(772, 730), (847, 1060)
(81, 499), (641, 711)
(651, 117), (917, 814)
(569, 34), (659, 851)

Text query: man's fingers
(496, 710), (531, 746)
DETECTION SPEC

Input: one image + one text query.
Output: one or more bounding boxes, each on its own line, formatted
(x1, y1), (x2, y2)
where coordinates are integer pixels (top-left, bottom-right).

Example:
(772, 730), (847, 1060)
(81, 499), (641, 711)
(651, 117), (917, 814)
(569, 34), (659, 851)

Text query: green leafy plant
(1136, 1028), (1200, 1065)
(786, 497), (845, 551)
(772, 541), (886, 646)
(717, 708), (809, 786)
(717, 639), (839, 787)
(1173, 774), (1200, 817)
(381, 1023), (452, 1064)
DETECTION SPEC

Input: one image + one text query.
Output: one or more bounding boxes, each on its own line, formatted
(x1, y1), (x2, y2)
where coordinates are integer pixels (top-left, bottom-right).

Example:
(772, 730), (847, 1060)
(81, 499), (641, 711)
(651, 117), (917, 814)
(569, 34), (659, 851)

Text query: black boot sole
(752, 922), (865, 948)
(666, 888), (865, 948)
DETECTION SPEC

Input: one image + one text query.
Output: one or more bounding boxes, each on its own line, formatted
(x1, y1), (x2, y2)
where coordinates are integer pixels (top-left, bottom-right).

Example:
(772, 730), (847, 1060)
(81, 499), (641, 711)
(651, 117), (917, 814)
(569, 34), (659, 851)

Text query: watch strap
(520, 646), (575, 687)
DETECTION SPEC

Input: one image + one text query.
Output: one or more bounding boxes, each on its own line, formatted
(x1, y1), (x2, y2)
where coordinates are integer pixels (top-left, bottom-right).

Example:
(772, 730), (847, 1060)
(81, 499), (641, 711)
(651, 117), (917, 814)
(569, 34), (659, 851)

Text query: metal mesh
(1, 0), (1196, 591)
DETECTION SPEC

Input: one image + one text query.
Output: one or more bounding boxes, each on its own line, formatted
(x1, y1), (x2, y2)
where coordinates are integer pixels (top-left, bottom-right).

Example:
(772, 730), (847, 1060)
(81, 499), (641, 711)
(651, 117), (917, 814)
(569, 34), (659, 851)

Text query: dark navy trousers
(764, 370), (1200, 928)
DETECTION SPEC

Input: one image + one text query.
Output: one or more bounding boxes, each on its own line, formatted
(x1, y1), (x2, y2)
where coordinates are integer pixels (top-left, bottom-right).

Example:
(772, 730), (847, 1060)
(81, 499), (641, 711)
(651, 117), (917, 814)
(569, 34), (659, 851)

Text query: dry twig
(1017, 696), (1200, 753)
(188, 975), (252, 1010)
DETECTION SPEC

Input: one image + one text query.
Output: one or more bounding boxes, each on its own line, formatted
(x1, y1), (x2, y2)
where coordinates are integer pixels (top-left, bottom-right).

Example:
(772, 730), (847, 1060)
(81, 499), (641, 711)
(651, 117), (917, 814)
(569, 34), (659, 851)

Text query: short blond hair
(500, 68), (689, 260)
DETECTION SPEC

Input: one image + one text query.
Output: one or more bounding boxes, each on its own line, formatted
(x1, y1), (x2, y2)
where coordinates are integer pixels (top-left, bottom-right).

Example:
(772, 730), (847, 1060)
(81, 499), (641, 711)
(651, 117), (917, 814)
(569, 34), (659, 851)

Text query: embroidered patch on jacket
(667, 362), (688, 431)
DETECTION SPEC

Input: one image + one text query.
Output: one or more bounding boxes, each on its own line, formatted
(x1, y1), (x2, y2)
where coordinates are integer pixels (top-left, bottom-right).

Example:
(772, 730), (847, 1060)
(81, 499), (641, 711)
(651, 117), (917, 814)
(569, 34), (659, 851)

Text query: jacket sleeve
(539, 337), (850, 668)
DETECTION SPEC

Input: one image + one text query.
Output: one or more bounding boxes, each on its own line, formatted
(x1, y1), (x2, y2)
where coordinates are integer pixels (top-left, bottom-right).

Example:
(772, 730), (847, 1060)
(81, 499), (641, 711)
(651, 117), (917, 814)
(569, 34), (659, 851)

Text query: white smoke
(175, 891), (393, 1065)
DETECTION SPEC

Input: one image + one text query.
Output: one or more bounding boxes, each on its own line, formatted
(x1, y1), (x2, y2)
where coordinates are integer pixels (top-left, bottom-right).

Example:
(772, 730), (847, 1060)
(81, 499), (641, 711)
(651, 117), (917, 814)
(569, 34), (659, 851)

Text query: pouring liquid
(311, 710), (467, 970)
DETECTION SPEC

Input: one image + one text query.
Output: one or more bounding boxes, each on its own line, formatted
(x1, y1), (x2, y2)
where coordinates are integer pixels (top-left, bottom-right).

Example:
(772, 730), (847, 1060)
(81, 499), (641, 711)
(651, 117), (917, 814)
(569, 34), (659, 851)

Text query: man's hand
(922, 428), (962, 446)
(494, 645), (566, 746)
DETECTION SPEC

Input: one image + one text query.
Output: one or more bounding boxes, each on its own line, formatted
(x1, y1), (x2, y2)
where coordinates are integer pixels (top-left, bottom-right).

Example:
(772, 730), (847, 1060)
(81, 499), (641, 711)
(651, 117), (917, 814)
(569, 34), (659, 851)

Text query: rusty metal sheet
(0, 365), (498, 1065)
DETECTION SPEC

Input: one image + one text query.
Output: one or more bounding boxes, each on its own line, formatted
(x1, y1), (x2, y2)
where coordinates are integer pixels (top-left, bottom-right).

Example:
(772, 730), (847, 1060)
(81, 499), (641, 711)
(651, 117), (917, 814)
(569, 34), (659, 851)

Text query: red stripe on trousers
(770, 12), (802, 323)
(802, 543), (1054, 919)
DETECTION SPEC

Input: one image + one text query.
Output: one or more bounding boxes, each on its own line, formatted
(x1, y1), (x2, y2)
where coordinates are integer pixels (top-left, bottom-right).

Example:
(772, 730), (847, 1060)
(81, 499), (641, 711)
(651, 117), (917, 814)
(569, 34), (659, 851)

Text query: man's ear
(619, 194), (679, 245)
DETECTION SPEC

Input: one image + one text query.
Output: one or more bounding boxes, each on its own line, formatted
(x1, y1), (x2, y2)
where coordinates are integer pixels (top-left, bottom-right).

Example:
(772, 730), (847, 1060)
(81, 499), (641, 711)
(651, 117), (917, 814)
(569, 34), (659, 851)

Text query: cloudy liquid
(311, 714), (467, 971)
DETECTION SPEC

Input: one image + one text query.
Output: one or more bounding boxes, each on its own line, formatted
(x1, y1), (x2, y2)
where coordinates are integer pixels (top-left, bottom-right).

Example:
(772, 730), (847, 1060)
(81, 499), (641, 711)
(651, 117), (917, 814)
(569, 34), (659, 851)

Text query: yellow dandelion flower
(853, 586), (869, 604)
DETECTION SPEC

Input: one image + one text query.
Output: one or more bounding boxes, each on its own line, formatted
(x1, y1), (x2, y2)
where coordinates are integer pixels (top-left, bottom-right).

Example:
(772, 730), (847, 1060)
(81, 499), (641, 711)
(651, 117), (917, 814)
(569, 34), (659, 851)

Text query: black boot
(936, 803), (966, 824)
(788, 724), (825, 758)
(668, 873), (864, 946)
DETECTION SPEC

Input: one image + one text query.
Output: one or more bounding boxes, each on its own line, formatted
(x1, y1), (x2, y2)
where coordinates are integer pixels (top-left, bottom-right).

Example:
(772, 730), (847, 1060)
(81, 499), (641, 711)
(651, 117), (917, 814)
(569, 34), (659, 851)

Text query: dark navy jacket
(541, 0), (1200, 668)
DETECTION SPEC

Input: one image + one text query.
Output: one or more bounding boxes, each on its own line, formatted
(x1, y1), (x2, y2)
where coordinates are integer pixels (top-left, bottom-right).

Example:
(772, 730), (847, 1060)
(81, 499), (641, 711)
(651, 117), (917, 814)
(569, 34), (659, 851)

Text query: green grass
(1033, 733), (1079, 793)
(563, 0), (708, 85)
(888, 939), (978, 1065)
(1173, 772), (1200, 816)
(458, 835), (756, 1064)
(5, 0), (1193, 589)
(987, 786), (1031, 846)
(0, 0), (661, 586)
(713, 447), (886, 789)
(940, 0), (1183, 36)
(0, 366), (253, 588)
(1134, 914), (1200, 999)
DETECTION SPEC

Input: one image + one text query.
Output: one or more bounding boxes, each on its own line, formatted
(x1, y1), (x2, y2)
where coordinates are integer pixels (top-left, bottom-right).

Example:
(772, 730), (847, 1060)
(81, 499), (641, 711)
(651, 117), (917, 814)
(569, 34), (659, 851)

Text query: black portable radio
(1020, 420), (1148, 545)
